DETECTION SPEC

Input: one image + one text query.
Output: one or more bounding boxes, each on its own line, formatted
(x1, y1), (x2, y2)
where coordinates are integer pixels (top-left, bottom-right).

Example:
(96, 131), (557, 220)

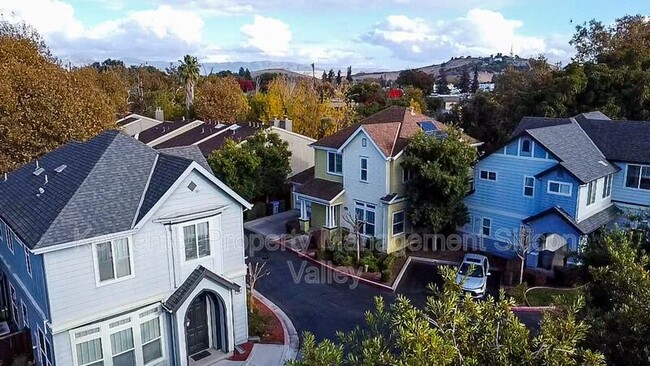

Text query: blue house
(462, 111), (650, 269)
(0, 130), (252, 365)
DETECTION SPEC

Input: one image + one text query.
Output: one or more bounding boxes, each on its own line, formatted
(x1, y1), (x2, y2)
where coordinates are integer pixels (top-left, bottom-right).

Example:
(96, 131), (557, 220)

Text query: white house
(0, 130), (251, 365)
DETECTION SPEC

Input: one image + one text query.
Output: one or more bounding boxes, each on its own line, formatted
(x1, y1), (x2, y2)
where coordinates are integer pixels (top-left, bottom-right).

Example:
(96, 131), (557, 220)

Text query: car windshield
(458, 262), (484, 278)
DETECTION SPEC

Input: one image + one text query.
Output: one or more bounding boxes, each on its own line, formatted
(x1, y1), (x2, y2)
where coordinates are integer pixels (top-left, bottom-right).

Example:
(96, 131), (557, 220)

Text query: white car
(455, 253), (490, 299)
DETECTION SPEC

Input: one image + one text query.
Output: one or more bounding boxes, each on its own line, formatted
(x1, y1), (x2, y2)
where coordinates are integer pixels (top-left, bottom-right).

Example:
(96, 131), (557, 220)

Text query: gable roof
(0, 130), (245, 250)
(513, 117), (618, 183)
(311, 106), (478, 158)
(574, 113), (650, 164)
(523, 205), (620, 235)
(163, 265), (240, 313)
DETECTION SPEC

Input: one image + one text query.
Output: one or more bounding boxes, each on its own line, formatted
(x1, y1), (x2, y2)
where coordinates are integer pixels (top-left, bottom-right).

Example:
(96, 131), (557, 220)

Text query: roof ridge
(569, 117), (609, 160)
(34, 131), (120, 248)
(389, 107), (408, 157)
(132, 153), (159, 228)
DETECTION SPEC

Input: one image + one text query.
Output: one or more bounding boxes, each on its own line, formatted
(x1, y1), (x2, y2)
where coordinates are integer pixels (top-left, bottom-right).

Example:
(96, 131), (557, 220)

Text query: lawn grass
(525, 287), (581, 307)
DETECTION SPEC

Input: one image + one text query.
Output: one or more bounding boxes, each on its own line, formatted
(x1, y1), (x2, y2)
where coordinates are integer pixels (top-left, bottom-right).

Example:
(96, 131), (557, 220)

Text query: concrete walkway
(212, 290), (299, 366)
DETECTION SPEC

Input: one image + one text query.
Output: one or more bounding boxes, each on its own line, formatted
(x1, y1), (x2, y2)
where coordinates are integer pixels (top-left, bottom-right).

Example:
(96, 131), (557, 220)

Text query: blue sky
(2, 0), (648, 71)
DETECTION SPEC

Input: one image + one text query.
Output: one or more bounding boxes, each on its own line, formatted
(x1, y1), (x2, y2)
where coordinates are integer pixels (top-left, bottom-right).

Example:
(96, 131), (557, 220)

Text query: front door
(186, 293), (210, 356)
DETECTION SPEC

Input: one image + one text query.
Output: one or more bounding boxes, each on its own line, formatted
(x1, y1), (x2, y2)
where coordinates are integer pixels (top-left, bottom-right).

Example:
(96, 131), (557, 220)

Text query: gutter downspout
(166, 224), (177, 288)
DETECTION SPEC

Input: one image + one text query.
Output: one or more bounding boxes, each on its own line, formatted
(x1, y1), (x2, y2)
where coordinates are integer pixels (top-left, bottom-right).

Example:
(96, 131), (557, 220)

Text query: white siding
(576, 175), (612, 222)
(341, 131), (387, 238)
(44, 168), (247, 362)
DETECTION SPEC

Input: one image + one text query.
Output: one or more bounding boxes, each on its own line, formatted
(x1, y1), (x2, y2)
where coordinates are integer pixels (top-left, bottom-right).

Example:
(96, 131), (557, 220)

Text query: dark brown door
(186, 294), (210, 355)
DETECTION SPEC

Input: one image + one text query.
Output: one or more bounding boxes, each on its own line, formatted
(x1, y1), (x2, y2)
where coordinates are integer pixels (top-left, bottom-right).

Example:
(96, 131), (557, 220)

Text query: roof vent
(33, 167), (45, 176)
(598, 160), (609, 166)
(37, 187), (45, 197)
(54, 165), (67, 173)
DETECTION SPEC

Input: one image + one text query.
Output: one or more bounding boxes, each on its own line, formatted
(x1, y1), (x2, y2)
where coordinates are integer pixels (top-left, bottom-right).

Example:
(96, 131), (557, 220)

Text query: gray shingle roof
(163, 265), (240, 313)
(158, 146), (211, 172)
(514, 117), (618, 183)
(0, 130), (215, 249)
(575, 114), (650, 164)
(523, 205), (620, 235)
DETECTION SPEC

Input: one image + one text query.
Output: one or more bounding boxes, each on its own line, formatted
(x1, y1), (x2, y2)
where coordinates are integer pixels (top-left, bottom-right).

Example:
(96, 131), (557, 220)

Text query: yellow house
(289, 106), (479, 253)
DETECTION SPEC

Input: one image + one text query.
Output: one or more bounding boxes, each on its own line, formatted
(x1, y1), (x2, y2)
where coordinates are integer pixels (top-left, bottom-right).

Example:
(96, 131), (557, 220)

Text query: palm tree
(178, 54), (200, 116)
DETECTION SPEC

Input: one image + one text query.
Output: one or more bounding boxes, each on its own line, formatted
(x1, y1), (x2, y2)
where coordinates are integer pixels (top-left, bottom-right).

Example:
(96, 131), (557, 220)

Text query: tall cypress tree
(436, 68), (450, 94)
(459, 67), (471, 93)
(471, 67), (480, 93)
(346, 66), (353, 82)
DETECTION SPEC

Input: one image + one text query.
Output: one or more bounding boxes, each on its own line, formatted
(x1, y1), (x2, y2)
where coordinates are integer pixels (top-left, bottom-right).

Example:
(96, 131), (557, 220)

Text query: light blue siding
(611, 162), (650, 207)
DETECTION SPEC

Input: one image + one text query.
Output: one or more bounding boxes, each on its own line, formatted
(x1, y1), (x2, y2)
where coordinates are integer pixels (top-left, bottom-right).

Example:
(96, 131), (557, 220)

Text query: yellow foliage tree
(0, 22), (115, 173)
(195, 76), (249, 122)
(262, 76), (358, 139)
(72, 67), (130, 114)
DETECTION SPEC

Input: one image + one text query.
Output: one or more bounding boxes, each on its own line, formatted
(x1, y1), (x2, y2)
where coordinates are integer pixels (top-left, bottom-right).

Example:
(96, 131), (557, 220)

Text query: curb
(248, 225), (461, 293)
(252, 289), (300, 362)
(510, 306), (555, 312)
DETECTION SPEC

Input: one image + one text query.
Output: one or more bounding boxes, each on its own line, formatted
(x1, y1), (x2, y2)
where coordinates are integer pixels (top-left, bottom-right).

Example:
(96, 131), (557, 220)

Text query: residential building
(0, 130), (251, 365)
(462, 111), (650, 269)
(116, 113), (163, 136)
(289, 106), (479, 253)
(123, 117), (314, 179)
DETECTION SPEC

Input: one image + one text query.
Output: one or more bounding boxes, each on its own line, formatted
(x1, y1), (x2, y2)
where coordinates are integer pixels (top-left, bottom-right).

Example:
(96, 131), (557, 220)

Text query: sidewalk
(212, 289), (299, 366)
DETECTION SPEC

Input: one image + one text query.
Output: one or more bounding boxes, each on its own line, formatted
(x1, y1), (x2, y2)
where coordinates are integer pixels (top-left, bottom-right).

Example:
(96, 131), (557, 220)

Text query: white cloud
(240, 15), (292, 57)
(0, 0), (83, 37)
(364, 9), (573, 63)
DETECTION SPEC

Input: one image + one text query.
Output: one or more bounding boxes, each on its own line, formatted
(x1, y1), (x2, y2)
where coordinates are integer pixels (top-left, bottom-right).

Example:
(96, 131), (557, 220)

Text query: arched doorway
(185, 291), (227, 357)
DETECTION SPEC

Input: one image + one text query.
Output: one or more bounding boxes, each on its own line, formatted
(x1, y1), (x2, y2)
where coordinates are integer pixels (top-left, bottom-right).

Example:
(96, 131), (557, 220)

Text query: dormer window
(521, 139), (531, 155)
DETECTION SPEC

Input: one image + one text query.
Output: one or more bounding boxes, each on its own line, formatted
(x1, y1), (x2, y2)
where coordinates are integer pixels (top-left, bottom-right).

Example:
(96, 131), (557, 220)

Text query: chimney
(284, 117), (293, 132)
(155, 107), (165, 121)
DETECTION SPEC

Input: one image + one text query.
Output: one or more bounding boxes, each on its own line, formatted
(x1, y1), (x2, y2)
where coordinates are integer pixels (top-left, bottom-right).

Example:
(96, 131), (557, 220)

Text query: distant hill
(353, 55), (532, 83)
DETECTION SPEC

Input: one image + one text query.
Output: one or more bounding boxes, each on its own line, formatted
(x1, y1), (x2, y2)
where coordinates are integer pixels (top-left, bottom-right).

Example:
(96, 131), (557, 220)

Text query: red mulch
(227, 341), (254, 361)
(254, 297), (285, 344)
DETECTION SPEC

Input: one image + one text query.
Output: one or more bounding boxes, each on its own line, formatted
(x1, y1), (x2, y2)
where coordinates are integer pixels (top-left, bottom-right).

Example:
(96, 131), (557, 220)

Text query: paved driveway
(247, 232), (541, 341)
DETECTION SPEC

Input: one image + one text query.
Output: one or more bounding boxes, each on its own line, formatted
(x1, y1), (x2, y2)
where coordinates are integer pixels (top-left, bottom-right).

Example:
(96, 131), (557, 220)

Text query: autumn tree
(0, 21), (114, 173)
(195, 76), (249, 122)
(72, 66), (130, 114)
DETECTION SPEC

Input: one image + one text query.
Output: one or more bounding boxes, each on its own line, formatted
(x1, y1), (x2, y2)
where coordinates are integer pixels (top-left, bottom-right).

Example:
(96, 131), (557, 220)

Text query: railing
(0, 328), (33, 366)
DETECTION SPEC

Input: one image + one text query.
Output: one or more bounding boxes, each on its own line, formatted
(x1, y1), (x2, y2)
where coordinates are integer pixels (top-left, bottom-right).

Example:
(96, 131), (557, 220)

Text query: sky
(1, 0), (649, 71)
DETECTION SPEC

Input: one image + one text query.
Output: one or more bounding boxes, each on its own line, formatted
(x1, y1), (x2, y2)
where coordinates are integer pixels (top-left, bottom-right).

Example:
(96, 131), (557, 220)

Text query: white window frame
(624, 164), (650, 190)
(547, 180), (572, 197)
(586, 180), (597, 206)
(37, 326), (53, 366)
(523, 176), (535, 197)
(392, 211), (405, 236)
(482, 218), (492, 237)
(354, 202), (376, 237)
(20, 300), (28, 328)
(70, 304), (165, 366)
(603, 174), (613, 198)
(140, 314), (164, 365)
(360, 157), (368, 182)
(9, 283), (18, 325)
(520, 138), (532, 154)
(327, 151), (343, 175)
(24, 245), (32, 277)
(361, 137), (367, 147)
(479, 170), (497, 181)
(181, 220), (212, 262)
(92, 237), (135, 287)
